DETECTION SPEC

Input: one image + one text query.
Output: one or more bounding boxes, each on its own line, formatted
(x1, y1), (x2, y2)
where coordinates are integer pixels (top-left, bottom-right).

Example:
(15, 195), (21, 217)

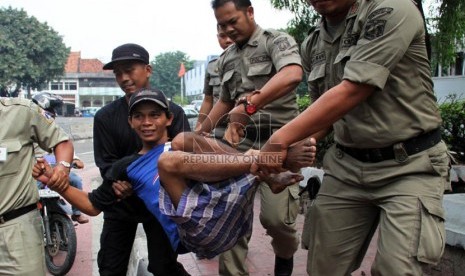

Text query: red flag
(178, 62), (186, 78)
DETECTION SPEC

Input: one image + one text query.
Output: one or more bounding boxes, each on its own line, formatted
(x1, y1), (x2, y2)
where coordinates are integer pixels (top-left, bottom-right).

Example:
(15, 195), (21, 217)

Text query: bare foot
(284, 138), (316, 172)
(262, 171), (304, 194)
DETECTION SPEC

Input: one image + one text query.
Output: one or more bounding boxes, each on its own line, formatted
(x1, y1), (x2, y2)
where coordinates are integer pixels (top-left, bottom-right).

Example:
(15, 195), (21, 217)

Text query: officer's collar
(235, 24), (262, 50)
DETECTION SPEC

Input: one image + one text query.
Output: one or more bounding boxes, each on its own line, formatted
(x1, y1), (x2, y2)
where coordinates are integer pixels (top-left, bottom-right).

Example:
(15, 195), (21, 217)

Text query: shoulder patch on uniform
(39, 108), (55, 124)
(363, 19), (387, 40)
(367, 7), (393, 20)
(250, 55), (271, 64)
(274, 37), (291, 51)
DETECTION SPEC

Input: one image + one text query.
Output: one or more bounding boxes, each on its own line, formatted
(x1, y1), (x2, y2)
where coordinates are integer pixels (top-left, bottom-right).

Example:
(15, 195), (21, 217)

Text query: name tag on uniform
(0, 147), (7, 162)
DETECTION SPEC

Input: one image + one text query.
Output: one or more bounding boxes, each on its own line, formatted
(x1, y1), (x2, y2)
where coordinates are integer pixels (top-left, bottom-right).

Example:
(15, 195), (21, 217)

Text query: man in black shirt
(94, 43), (190, 275)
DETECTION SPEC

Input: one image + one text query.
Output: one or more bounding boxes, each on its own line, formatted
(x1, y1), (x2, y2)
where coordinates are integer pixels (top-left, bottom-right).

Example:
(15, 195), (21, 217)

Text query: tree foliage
(149, 51), (193, 102)
(428, 0), (465, 67)
(0, 7), (69, 97)
(271, 0), (320, 45)
(438, 95), (465, 162)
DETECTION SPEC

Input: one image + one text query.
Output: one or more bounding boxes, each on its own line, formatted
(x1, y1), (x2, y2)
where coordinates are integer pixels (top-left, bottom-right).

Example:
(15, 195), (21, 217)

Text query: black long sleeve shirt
(91, 96), (190, 220)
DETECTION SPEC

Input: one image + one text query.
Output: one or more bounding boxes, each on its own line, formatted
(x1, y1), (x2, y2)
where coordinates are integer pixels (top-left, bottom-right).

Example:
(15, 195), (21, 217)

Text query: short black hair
(211, 0), (252, 10)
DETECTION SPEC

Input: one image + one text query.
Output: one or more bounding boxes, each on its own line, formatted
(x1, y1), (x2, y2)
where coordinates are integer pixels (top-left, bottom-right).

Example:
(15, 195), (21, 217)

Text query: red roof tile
(65, 52), (107, 73)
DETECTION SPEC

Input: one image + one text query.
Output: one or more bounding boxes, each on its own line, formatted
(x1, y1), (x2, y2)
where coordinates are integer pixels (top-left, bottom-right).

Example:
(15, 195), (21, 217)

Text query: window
(50, 82), (63, 90)
(65, 82), (77, 90)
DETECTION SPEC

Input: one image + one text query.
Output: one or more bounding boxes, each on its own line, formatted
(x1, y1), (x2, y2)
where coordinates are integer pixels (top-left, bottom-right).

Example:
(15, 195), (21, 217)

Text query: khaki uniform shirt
(203, 57), (222, 104)
(0, 98), (69, 214)
(301, 0), (442, 148)
(217, 25), (301, 128)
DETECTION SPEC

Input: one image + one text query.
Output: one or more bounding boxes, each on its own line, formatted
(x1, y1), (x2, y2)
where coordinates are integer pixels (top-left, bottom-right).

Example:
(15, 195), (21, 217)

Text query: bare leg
(161, 136), (316, 206)
(158, 151), (255, 208)
(171, 132), (239, 154)
(261, 171), (304, 194)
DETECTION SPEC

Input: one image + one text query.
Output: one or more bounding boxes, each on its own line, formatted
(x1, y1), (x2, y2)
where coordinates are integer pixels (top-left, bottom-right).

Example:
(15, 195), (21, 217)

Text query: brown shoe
(71, 214), (89, 224)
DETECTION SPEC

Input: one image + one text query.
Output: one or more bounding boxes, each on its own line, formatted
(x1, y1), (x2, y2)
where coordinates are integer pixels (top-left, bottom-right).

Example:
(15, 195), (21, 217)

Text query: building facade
(36, 51), (122, 111)
(184, 55), (219, 102)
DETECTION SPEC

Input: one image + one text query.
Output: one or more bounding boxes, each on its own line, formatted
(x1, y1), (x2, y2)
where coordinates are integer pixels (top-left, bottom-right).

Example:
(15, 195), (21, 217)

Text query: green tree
(0, 7), (69, 97)
(150, 51), (193, 103)
(428, 0), (465, 69)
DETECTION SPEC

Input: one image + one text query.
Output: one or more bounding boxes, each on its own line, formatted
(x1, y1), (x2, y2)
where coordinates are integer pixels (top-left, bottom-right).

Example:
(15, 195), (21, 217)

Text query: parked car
(80, 107), (100, 117)
(183, 107), (199, 130)
(182, 107), (199, 119)
(191, 100), (203, 112)
(74, 109), (82, 117)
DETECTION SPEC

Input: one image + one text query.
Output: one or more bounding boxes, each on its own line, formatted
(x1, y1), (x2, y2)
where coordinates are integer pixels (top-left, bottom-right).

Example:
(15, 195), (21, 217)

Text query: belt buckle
(393, 143), (409, 163)
(0, 215), (4, 224)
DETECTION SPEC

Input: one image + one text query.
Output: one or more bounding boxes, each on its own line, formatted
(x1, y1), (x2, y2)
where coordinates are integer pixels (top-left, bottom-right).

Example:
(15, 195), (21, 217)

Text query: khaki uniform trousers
(0, 209), (46, 276)
(303, 141), (449, 276)
(219, 136), (300, 276)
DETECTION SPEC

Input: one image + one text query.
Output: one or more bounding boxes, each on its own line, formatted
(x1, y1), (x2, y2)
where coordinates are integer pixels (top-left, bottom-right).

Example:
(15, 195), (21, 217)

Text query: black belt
(336, 128), (442, 163)
(0, 204), (37, 224)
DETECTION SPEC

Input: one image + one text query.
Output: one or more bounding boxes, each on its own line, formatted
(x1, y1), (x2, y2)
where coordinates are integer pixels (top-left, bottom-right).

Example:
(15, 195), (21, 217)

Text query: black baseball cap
(103, 43), (149, 70)
(128, 88), (170, 115)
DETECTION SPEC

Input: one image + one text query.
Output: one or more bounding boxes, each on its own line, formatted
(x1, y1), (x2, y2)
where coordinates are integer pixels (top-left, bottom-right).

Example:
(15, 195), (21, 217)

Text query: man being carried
(34, 88), (316, 261)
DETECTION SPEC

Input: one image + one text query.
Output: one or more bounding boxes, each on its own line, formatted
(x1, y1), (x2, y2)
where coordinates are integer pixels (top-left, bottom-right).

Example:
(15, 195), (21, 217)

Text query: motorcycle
(38, 186), (77, 275)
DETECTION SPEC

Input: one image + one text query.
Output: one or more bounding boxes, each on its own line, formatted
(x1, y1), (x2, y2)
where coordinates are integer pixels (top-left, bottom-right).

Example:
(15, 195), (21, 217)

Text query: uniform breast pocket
(209, 75), (221, 87)
(334, 47), (354, 80)
(307, 63), (326, 96)
(247, 61), (273, 90)
(221, 69), (239, 100)
(210, 75), (222, 97)
(0, 140), (22, 178)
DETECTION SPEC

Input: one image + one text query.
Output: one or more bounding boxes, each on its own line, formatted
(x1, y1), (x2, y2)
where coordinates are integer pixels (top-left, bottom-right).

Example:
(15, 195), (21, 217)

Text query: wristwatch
(244, 101), (258, 115)
(58, 160), (71, 168)
(237, 90), (261, 115)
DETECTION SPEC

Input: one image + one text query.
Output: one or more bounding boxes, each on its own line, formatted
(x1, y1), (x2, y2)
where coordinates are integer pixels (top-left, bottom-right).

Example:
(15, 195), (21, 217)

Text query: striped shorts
(159, 174), (258, 259)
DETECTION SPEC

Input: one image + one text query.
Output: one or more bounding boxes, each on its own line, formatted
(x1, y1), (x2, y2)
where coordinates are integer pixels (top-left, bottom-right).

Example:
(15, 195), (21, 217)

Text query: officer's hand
(251, 141), (287, 176)
(228, 105), (250, 126)
(224, 122), (245, 147)
(112, 180), (133, 200)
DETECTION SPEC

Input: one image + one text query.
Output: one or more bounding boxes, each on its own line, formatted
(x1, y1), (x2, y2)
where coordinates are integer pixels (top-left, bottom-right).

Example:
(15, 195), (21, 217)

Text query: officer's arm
(53, 140), (74, 167)
(269, 80), (375, 151)
(254, 80), (375, 175)
(197, 99), (234, 134)
(248, 64), (303, 110)
(196, 95), (214, 129)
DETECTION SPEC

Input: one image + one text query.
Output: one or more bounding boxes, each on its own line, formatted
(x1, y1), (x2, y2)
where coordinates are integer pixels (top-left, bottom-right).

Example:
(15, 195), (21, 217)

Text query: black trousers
(97, 216), (188, 276)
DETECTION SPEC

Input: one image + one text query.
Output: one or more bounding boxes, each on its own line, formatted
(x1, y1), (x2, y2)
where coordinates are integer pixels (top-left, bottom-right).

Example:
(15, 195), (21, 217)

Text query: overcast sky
(2, 0), (295, 63)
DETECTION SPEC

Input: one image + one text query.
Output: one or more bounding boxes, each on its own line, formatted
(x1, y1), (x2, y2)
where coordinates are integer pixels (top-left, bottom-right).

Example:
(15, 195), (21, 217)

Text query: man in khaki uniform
(195, 24), (233, 139)
(197, 0), (302, 275)
(254, 0), (450, 275)
(0, 97), (74, 275)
